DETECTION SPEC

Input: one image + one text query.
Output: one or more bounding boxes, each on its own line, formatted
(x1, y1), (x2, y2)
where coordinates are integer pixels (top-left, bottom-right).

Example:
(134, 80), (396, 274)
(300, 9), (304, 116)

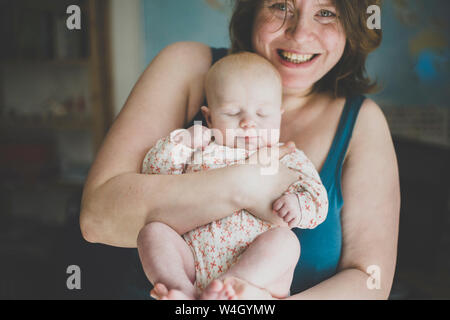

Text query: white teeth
(280, 51), (315, 63)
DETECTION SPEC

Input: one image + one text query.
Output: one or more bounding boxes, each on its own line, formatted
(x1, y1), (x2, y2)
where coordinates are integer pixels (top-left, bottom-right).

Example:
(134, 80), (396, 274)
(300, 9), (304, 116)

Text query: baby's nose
(239, 118), (256, 129)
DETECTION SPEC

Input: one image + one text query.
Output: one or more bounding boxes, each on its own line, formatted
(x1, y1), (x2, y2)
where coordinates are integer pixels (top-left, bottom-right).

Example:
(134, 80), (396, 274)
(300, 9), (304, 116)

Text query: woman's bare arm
(80, 42), (232, 247)
(284, 99), (400, 299)
(80, 42), (296, 248)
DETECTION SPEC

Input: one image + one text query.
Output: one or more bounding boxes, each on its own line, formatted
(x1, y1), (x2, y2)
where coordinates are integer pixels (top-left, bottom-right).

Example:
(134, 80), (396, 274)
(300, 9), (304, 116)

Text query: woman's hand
(238, 142), (301, 227)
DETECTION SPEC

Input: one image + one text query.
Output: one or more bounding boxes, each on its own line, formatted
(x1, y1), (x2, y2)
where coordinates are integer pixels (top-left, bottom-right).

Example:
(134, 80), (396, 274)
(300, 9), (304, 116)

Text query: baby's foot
(160, 289), (195, 300)
(150, 283), (169, 300)
(151, 283), (196, 300)
(223, 277), (274, 300)
(200, 280), (237, 300)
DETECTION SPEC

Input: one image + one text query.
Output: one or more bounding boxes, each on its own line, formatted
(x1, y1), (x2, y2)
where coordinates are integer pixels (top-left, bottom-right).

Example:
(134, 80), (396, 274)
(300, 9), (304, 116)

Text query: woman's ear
(280, 107), (285, 115)
(200, 106), (212, 127)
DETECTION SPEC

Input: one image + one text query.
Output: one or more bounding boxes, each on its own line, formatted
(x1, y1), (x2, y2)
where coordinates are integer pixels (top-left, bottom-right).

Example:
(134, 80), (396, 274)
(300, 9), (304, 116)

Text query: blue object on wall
(415, 49), (448, 83)
(366, 0), (449, 106)
(141, 0), (230, 65)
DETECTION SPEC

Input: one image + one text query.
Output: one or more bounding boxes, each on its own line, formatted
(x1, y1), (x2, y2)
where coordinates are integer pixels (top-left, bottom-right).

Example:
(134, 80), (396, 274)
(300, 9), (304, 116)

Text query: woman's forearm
(80, 153), (299, 248)
(240, 163), (301, 227)
(284, 268), (391, 300)
(80, 166), (247, 248)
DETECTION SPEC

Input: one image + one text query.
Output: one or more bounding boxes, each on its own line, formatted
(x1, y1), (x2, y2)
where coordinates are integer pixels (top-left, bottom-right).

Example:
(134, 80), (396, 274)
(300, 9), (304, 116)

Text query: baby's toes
(151, 283), (169, 299)
(223, 283), (237, 300)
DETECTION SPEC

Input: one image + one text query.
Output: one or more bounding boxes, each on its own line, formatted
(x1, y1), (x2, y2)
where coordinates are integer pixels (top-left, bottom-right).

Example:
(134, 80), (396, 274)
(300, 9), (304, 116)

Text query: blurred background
(0, 0), (448, 299)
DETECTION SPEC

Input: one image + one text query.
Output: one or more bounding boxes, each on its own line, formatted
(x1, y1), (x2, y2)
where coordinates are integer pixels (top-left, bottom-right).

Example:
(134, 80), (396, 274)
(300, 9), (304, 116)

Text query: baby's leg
(203, 227), (300, 299)
(137, 222), (196, 299)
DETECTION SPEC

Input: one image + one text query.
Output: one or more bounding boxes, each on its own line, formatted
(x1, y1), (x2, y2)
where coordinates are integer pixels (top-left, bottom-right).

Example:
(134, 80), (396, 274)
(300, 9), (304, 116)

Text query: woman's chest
(279, 101), (345, 172)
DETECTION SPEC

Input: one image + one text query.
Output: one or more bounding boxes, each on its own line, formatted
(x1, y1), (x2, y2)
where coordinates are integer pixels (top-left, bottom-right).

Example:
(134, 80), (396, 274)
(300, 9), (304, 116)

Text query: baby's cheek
(209, 128), (226, 146)
(259, 126), (280, 147)
(265, 132), (280, 147)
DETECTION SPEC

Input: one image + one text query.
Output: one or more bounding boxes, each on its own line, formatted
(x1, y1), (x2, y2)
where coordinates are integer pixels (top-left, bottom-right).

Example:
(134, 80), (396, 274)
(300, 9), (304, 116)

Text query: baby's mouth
(277, 49), (320, 64)
(234, 135), (260, 149)
(236, 136), (258, 144)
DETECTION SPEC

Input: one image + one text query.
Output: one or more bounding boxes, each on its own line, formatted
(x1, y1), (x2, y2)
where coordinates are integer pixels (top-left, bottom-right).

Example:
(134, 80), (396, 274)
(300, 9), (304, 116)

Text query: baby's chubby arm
(272, 150), (329, 229)
(141, 124), (211, 175)
(171, 124), (212, 150)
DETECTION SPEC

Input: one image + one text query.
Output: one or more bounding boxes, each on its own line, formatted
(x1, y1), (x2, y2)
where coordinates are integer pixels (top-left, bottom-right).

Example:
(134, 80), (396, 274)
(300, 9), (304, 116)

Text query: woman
(80, 0), (400, 299)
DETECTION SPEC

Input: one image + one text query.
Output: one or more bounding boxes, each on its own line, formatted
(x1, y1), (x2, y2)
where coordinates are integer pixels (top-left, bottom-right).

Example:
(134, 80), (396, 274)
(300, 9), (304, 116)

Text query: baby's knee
(137, 222), (171, 246)
(269, 227), (301, 261)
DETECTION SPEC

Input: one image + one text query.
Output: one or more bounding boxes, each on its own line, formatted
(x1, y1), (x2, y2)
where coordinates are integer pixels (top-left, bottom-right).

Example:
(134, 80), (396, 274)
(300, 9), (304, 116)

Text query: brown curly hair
(229, 0), (382, 97)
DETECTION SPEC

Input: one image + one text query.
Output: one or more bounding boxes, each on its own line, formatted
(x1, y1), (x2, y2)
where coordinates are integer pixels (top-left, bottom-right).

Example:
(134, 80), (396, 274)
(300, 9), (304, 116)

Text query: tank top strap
(320, 95), (366, 185)
(185, 47), (228, 128)
(211, 47), (229, 65)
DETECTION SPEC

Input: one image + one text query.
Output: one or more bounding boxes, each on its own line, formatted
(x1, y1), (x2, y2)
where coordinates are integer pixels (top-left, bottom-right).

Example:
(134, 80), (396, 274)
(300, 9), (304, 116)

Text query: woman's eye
(272, 3), (287, 11)
(317, 9), (336, 18)
(268, 2), (294, 17)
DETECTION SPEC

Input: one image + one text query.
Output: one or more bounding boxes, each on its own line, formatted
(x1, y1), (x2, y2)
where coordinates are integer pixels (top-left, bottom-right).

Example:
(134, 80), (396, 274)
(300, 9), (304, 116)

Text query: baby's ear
(200, 106), (212, 127)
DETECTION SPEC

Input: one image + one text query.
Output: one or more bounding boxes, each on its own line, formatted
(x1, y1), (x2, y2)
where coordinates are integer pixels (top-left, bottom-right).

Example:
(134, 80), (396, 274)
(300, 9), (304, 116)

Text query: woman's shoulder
(150, 42), (214, 123)
(153, 41), (213, 72)
(356, 98), (390, 136)
(348, 97), (393, 157)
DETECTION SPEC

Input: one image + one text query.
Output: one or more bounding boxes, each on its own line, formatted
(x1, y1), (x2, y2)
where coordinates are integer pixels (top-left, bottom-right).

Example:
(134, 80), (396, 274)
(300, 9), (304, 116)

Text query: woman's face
(252, 0), (346, 92)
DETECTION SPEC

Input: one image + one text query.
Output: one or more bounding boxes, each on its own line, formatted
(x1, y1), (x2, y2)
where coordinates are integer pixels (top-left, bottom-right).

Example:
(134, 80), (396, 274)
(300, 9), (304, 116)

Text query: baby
(137, 52), (328, 300)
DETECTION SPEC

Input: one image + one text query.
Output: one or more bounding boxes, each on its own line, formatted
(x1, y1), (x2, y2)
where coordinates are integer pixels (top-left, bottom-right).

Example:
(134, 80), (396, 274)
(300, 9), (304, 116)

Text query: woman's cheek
(321, 25), (346, 58)
(252, 14), (281, 54)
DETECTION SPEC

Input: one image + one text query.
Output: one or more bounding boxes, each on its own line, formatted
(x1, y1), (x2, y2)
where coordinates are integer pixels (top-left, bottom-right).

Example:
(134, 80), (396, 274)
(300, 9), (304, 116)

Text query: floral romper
(142, 129), (329, 291)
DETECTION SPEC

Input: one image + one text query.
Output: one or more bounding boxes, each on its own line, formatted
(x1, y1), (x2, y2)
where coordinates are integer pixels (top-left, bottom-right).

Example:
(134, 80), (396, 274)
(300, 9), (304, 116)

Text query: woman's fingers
(278, 141), (296, 159)
(245, 141), (296, 167)
(277, 207), (290, 219)
(272, 198), (285, 211)
(283, 211), (296, 223)
(288, 215), (300, 228)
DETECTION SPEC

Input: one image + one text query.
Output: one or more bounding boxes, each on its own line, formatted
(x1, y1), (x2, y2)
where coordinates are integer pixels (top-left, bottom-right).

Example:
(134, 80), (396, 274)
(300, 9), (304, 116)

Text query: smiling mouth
(277, 49), (320, 64)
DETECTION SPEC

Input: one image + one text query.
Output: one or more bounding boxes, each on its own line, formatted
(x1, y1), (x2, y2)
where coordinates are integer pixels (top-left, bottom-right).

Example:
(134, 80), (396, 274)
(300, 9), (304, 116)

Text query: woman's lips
(276, 49), (321, 69)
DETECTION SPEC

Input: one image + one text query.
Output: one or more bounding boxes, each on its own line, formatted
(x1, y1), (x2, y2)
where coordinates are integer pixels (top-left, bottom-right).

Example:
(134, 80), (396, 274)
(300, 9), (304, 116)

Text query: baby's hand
(272, 193), (301, 228)
(171, 125), (211, 149)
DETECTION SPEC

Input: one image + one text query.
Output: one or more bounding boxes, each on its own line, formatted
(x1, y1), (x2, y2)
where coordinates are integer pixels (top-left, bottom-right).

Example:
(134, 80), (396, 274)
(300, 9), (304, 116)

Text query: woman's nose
(286, 15), (316, 43)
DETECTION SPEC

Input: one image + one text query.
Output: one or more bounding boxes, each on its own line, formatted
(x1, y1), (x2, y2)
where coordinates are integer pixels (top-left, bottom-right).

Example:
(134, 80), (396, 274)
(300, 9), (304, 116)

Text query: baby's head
(201, 52), (283, 150)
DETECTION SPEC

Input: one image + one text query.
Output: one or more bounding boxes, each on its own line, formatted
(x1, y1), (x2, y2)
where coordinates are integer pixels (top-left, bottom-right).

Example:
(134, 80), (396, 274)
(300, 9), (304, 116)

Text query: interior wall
(141, 0), (231, 65)
(110, 0), (145, 116)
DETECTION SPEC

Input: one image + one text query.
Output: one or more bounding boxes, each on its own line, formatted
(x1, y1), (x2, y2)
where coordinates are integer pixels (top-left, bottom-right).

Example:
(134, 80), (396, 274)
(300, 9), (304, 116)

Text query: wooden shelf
(0, 0), (113, 154)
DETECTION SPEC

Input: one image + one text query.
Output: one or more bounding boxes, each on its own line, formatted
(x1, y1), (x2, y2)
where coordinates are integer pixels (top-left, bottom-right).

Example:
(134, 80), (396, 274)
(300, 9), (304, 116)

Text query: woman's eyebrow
(314, 0), (335, 7)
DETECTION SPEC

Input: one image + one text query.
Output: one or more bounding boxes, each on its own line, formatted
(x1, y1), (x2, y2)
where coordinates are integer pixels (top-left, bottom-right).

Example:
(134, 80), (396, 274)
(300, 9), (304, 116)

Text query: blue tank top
(190, 47), (366, 294)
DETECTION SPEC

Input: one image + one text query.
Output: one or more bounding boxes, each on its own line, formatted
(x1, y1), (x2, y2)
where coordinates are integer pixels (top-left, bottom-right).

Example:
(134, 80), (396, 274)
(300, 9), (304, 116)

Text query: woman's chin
(281, 80), (315, 94)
